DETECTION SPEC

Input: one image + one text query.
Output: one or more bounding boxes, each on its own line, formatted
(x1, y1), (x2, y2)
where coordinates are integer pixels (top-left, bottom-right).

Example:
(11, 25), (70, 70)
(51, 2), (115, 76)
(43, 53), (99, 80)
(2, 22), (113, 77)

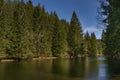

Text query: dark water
(0, 57), (120, 80)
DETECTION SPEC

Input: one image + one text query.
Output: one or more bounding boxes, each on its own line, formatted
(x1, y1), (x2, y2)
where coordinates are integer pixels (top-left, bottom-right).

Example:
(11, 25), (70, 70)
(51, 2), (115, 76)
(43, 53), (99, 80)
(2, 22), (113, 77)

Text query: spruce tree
(84, 31), (91, 55)
(32, 4), (41, 57)
(2, 0), (16, 58)
(38, 6), (52, 56)
(90, 32), (98, 56)
(52, 12), (67, 57)
(25, 0), (35, 58)
(0, 0), (5, 57)
(101, 30), (105, 54)
(60, 19), (70, 54)
(6, 0), (34, 59)
(68, 11), (83, 57)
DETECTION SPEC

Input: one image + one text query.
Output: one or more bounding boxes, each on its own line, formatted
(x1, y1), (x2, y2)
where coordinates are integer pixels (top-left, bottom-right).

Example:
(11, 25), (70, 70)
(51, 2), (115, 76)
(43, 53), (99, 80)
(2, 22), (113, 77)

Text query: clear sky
(25, 0), (102, 39)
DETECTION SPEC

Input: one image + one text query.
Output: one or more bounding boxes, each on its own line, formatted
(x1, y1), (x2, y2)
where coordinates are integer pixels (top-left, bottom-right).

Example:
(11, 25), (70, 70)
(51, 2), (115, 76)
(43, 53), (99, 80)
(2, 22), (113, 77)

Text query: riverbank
(32, 57), (58, 60)
(0, 59), (15, 62)
(0, 56), (75, 62)
(0, 54), (104, 62)
(0, 57), (58, 62)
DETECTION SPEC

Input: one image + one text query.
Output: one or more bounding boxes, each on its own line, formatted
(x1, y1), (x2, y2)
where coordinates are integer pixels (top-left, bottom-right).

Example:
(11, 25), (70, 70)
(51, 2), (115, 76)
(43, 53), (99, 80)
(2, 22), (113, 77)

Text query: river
(0, 57), (120, 80)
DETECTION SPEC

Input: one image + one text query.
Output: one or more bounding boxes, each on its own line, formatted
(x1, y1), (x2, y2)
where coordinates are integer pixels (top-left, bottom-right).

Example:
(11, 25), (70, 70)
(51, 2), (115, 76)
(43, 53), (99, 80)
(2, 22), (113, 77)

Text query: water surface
(0, 57), (120, 80)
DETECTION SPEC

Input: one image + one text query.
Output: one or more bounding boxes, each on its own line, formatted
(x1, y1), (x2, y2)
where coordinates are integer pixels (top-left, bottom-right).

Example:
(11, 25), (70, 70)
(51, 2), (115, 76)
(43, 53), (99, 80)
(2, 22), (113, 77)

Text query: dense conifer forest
(0, 0), (103, 60)
(98, 0), (120, 61)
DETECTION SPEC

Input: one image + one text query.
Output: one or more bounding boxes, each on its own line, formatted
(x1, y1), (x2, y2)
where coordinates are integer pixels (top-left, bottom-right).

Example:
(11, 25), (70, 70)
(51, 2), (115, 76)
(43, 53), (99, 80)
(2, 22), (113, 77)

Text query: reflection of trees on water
(107, 60), (120, 76)
(69, 58), (86, 77)
(52, 59), (70, 76)
(84, 57), (99, 78)
(0, 57), (120, 80)
(69, 57), (99, 78)
(52, 57), (108, 79)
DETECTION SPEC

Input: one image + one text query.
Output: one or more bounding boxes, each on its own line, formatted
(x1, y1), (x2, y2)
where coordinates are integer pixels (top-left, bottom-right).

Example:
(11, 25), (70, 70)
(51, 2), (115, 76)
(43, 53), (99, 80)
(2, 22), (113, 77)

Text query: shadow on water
(107, 59), (120, 79)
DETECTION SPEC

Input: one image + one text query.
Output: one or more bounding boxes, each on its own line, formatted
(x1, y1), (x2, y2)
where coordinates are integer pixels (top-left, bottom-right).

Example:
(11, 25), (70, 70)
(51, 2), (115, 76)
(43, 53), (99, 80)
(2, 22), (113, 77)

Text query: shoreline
(32, 57), (58, 60)
(0, 56), (61, 62)
(0, 54), (104, 62)
(0, 57), (58, 62)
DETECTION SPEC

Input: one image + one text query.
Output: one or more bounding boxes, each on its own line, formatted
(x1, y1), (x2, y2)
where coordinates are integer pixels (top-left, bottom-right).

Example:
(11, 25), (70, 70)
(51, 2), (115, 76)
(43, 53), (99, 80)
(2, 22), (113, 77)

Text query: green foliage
(52, 12), (67, 57)
(84, 31), (91, 55)
(90, 32), (98, 56)
(101, 30), (105, 54)
(0, 0), (100, 59)
(68, 11), (83, 57)
(99, 0), (120, 60)
(32, 5), (52, 57)
(0, 0), (5, 54)
(84, 31), (99, 56)
(6, 1), (33, 58)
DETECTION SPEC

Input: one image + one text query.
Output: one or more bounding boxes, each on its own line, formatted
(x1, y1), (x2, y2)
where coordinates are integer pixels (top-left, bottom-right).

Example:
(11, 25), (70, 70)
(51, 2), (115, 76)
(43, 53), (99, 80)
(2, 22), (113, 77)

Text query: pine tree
(84, 31), (91, 55)
(68, 11), (83, 57)
(0, 0), (5, 57)
(32, 4), (53, 57)
(32, 4), (41, 57)
(52, 12), (67, 57)
(25, 0), (35, 58)
(5, 0), (34, 59)
(60, 19), (70, 54)
(38, 6), (52, 56)
(101, 30), (105, 54)
(90, 32), (98, 56)
(2, 0), (16, 58)
(97, 39), (103, 55)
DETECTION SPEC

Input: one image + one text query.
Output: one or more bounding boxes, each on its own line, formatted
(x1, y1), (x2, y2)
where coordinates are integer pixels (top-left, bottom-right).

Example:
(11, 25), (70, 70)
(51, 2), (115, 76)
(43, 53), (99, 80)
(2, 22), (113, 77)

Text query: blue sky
(25, 0), (102, 39)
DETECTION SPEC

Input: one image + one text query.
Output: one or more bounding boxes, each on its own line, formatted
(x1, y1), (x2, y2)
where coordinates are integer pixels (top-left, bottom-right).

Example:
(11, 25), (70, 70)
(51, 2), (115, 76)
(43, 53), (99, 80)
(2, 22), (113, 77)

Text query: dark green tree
(60, 19), (70, 56)
(0, 0), (5, 57)
(84, 31), (91, 55)
(68, 11), (83, 57)
(90, 32), (98, 56)
(5, 0), (34, 59)
(99, 0), (120, 60)
(101, 30), (105, 54)
(38, 6), (53, 56)
(52, 12), (67, 57)
(32, 4), (41, 57)
(32, 4), (53, 57)
(2, 0), (16, 58)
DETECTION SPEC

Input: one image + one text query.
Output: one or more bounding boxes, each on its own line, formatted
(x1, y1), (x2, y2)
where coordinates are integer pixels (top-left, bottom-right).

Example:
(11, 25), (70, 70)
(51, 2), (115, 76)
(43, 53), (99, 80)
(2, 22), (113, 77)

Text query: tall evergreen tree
(68, 11), (83, 57)
(32, 4), (53, 57)
(5, 0), (34, 59)
(101, 30), (105, 54)
(90, 32), (98, 56)
(84, 31), (91, 55)
(32, 4), (41, 57)
(38, 6), (52, 56)
(2, 0), (16, 58)
(60, 19), (69, 54)
(52, 12), (67, 57)
(0, 0), (5, 56)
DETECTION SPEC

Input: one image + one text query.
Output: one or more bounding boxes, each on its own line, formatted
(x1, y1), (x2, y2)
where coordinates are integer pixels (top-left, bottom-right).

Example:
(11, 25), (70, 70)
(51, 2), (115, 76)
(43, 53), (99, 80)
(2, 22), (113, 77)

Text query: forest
(98, 0), (120, 61)
(0, 0), (120, 80)
(0, 0), (103, 60)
